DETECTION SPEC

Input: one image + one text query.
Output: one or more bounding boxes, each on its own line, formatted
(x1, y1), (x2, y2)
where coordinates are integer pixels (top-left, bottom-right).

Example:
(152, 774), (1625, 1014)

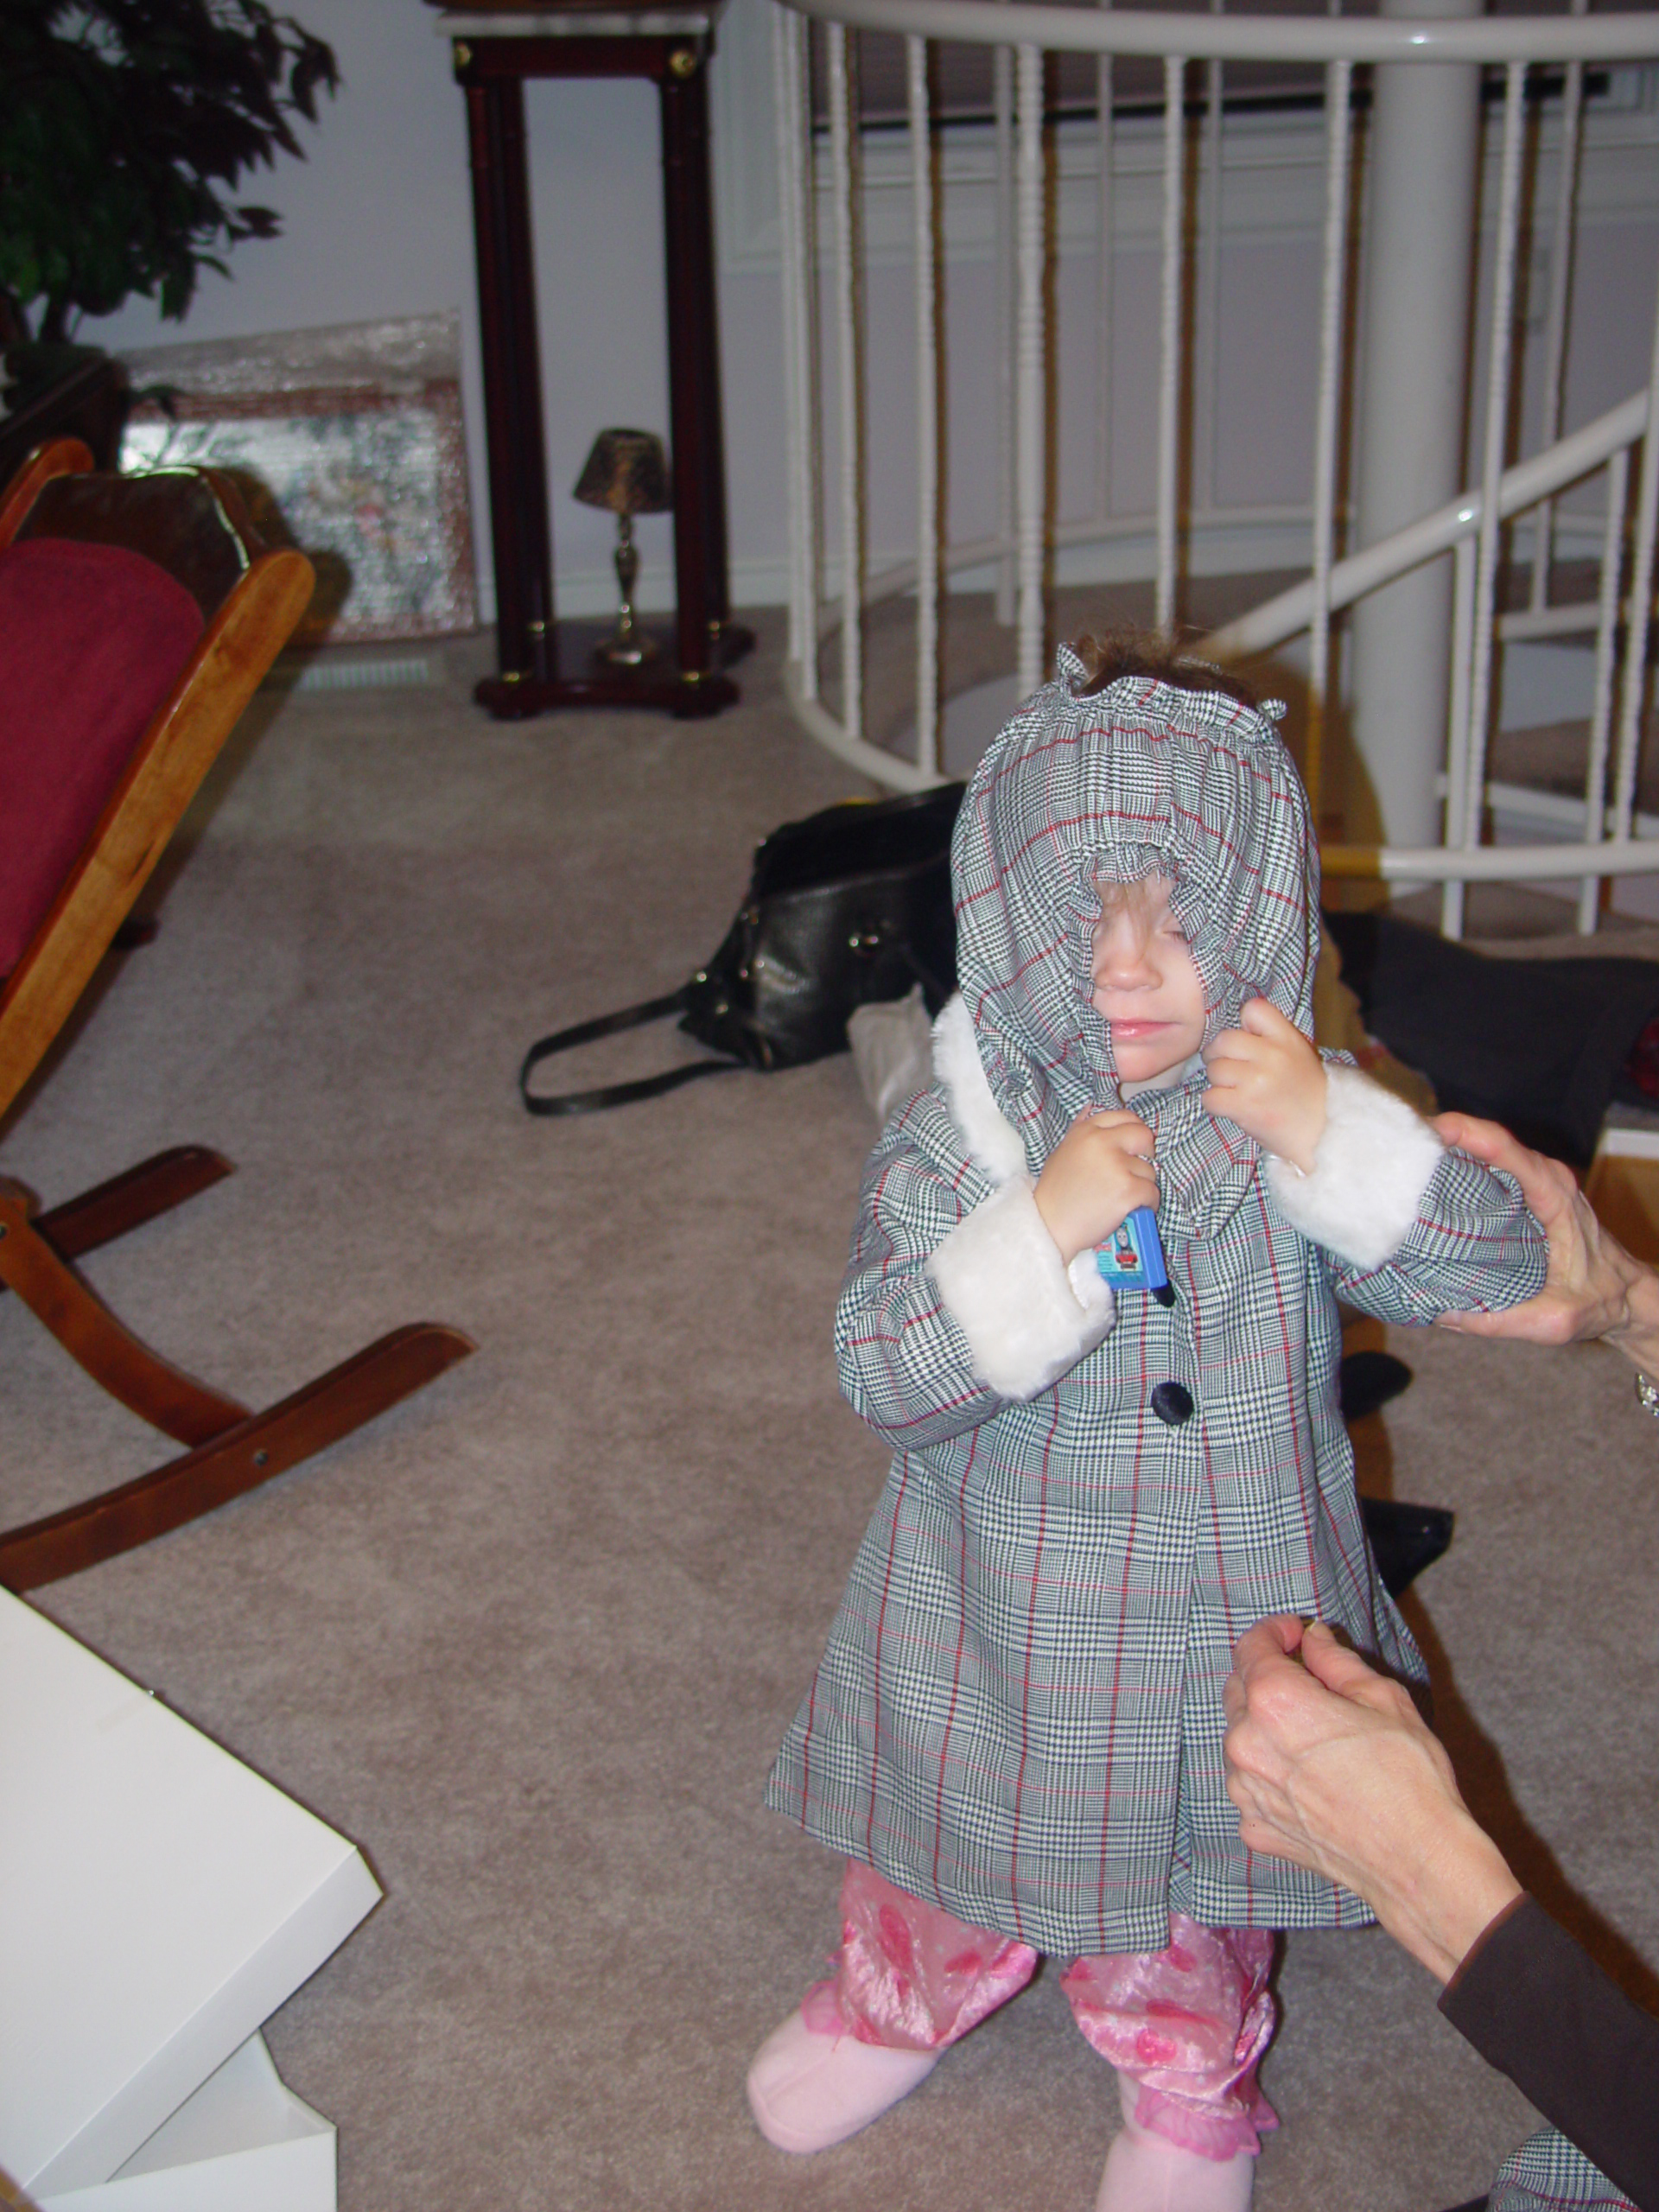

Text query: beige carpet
(7, 616), (1657, 2212)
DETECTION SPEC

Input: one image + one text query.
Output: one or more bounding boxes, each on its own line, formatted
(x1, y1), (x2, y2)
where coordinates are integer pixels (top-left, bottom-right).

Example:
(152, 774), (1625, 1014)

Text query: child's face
(1090, 874), (1207, 1084)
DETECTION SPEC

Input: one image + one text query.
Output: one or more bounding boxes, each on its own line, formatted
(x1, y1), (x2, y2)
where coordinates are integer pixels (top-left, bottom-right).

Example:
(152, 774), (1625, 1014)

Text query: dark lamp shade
(573, 429), (672, 516)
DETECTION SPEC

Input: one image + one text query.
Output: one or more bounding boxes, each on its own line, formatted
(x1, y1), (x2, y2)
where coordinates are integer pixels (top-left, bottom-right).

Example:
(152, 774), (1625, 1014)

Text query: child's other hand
(1033, 1109), (1158, 1265)
(1203, 999), (1327, 1172)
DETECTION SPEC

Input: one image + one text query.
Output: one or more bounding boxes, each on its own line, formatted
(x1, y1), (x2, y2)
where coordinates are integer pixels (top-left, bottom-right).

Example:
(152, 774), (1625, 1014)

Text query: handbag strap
(518, 988), (743, 1116)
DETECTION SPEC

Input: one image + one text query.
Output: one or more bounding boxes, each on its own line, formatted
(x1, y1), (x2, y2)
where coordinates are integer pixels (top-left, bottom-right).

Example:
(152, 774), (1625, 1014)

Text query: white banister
(1339, 839), (1659, 886)
(784, 0), (1659, 67)
(772, 0), (1659, 921)
(1203, 390), (1650, 659)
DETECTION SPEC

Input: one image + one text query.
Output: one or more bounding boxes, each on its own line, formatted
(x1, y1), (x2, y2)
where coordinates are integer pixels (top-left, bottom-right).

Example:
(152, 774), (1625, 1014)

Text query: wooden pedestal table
(443, 4), (753, 718)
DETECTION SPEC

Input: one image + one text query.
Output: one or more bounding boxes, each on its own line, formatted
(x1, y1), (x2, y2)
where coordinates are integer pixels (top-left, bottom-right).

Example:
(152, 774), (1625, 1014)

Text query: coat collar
(932, 993), (1260, 1243)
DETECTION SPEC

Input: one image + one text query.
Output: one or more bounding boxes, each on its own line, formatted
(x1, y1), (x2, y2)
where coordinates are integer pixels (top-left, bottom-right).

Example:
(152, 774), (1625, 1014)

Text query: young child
(747, 638), (1549, 2212)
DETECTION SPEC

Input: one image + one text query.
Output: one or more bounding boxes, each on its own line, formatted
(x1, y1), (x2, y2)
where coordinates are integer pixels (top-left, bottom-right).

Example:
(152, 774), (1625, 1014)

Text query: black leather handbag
(519, 783), (966, 1116)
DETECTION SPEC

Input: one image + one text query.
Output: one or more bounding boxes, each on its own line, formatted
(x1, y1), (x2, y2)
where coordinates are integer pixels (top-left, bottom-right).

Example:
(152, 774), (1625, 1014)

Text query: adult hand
(1433, 1112), (1659, 1370)
(1223, 1617), (1521, 1983)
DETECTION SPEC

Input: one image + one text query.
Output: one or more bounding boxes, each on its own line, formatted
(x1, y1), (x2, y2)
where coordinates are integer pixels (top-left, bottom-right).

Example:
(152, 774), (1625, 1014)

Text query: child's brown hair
(1092, 874), (1169, 933)
(1070, 626), (1257, 711)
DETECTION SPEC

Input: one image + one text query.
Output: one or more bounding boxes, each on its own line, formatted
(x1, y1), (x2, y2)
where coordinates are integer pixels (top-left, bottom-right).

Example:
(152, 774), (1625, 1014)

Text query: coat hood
(950, 645), (1319, 1241)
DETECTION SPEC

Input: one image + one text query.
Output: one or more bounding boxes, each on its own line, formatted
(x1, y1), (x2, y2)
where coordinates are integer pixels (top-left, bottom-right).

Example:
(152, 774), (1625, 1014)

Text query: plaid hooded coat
(766, 652), (1548, 1959)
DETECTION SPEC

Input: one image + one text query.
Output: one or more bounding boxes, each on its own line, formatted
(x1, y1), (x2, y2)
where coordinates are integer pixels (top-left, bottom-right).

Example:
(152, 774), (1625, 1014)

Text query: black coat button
(1151, 1381), (1194, 1427)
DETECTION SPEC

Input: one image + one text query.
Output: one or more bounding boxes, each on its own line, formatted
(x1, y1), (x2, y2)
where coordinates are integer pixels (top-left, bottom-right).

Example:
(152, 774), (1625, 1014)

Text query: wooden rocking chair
(0, 439), (474, 1592)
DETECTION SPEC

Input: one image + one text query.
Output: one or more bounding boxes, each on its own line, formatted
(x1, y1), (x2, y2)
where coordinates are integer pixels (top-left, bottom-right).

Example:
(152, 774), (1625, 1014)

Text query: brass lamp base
(595, 511), (658, 666)
(595, 617), (658, 668)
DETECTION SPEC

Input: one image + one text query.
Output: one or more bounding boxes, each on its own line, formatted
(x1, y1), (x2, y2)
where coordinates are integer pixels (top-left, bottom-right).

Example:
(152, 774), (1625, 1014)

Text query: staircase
(768, 0), (1659, 936)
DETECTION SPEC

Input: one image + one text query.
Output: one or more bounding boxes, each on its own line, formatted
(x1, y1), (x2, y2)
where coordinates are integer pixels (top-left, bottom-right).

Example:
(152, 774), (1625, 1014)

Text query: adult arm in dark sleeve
(1223, 1623), (1657, 2208)
(1440, 1897), (1659, 2212)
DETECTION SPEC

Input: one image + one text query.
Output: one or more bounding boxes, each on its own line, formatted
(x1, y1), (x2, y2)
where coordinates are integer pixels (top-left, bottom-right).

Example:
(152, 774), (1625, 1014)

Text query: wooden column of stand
(465, 70), (555, 691)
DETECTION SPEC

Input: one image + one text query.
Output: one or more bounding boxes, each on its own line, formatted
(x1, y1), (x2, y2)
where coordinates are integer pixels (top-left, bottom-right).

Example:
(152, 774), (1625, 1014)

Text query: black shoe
(1360, 1497), (1455, 1599)
(1339, 1348), (1414, 1422)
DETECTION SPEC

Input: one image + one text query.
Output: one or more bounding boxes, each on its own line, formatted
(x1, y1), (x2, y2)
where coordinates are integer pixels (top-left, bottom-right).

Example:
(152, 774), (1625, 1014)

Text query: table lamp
(573, 428), (672, 665)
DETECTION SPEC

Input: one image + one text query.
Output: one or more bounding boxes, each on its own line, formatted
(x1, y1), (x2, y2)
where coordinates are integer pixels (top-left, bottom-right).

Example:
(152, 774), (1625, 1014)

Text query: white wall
(82, 0), (789, 620)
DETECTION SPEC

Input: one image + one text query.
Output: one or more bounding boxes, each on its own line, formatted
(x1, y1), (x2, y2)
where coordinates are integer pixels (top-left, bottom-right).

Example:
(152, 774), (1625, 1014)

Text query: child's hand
(1203, 998), (1327, 1172)
(1033, 1109), (1158, 1265)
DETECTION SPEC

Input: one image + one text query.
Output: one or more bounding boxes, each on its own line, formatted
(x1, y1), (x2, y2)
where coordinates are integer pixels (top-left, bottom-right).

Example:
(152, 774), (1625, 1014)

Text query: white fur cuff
(928, 1178), (1116, 1400)
(1265, 1061), (1443, 1270)
(932, 995), (1028, 1184)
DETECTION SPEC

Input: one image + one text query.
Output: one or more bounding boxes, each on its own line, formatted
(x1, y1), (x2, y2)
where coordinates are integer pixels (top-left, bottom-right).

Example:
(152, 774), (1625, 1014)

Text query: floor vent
(270, 655), (436, 693)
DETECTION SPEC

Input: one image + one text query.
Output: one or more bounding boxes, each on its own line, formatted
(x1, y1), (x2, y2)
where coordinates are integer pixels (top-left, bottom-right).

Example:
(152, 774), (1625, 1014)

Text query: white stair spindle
(1094, 3), (1114, 524)
(995, 32), (1015, 626)
(1441, 531), (1477, 939)
(1611, 279), (1659, 846)
(827, 21), (865, 740)
(1308, 55), (1352, 833)
(1156, 52), (1184, 635)
(793, 10), (823, 701)
(1198, 8), (1224, 516)
(772, 3), (802, 669)
(1531, 0), (1587, 613)
(1578, 446), (1630, 931)
(1462, 60), (1528, 856)
(772, 3), (819, 691)
(908, 34), (940, 777)
(1015, 40), (1046, 696)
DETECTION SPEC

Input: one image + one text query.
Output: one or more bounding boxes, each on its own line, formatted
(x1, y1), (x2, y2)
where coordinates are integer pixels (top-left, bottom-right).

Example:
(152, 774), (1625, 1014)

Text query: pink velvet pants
(804, 1862), (1278, 2160)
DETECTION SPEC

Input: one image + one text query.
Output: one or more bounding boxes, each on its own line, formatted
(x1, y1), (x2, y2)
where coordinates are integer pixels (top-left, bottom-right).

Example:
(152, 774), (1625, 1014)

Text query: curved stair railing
(1200, 382), (1658, 933)
(770, 0), (1659, 932)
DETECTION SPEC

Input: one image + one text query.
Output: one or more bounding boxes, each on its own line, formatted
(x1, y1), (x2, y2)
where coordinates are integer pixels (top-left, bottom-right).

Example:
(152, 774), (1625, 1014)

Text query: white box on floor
(0, 1590), (380, 2198)
(37, 2034), (334, 2212)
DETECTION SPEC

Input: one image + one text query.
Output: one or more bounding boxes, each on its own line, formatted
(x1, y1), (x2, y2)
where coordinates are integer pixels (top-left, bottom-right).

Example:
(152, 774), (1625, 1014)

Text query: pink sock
(1096, 2076), (1258, 2212)
(1096, 2123), (1256, 2212)
(746, 1991), (939, 2155)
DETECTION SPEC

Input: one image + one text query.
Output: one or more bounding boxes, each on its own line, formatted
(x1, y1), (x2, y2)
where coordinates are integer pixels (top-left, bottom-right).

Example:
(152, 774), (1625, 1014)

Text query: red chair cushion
(0, 536), (206, 975)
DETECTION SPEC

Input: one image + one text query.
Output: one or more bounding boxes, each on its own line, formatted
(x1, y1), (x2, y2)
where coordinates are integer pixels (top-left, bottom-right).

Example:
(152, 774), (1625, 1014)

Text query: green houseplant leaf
(0, 0), (339, 340)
